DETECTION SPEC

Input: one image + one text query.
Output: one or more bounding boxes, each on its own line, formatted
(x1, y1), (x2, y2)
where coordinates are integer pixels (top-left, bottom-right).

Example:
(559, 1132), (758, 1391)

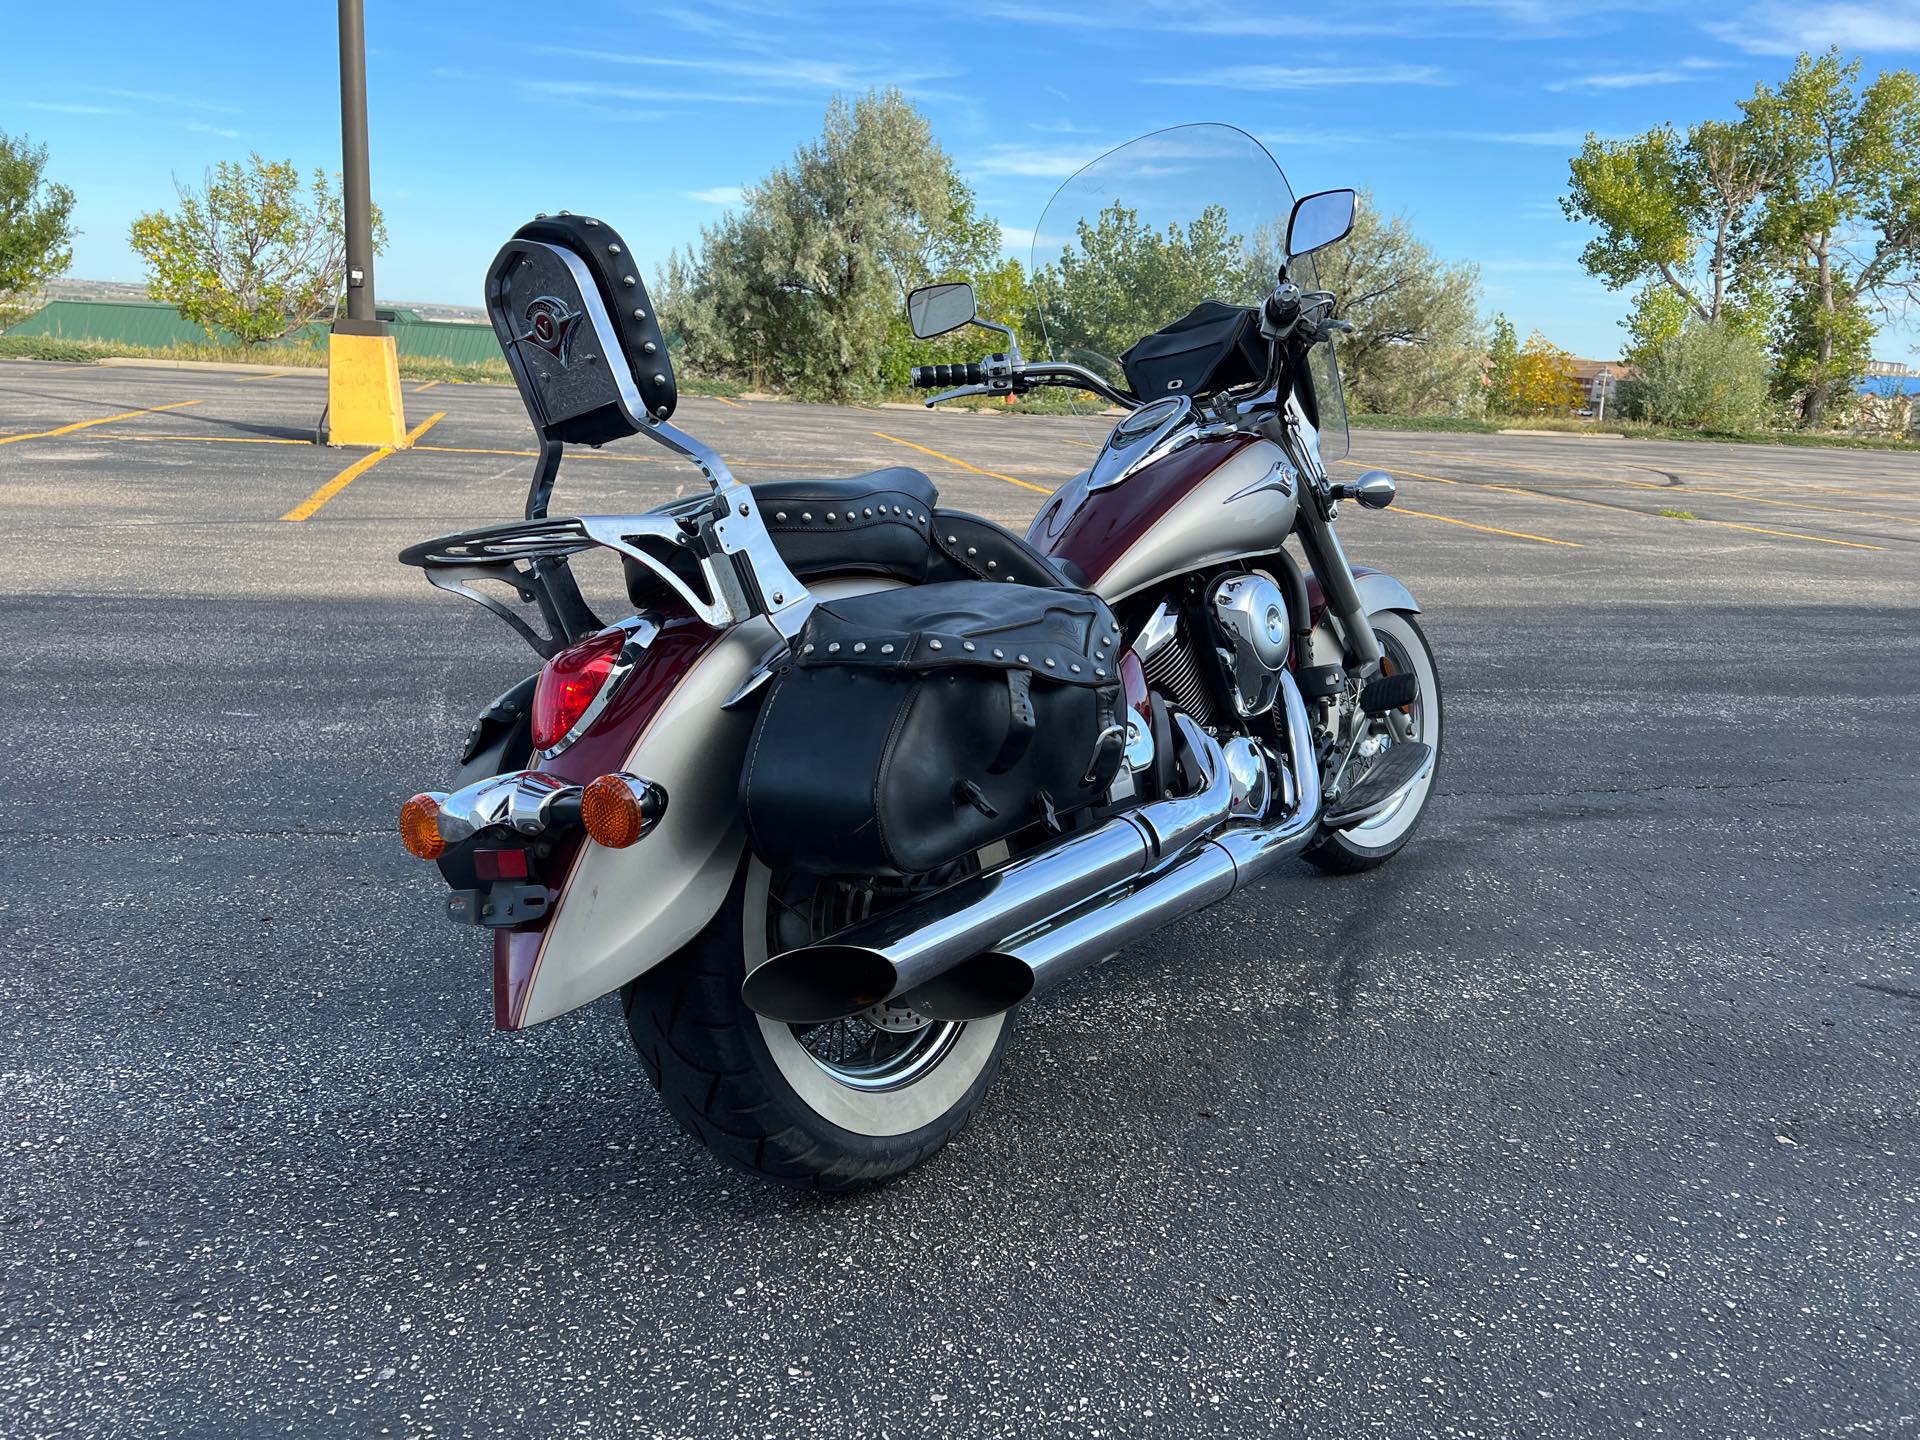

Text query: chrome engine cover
(1209, 572), (1290, 718)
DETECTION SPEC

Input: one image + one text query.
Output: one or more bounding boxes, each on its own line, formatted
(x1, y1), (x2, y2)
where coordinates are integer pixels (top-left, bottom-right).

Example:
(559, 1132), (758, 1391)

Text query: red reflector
(531, 628), (626, 752)
(473, 848), (530, 882)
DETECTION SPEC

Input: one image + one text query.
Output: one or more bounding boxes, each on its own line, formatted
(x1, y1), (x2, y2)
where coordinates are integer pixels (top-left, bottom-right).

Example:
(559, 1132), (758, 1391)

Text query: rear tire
(1304, 609), (1442, 875)
(622, 859), (1011, 1191)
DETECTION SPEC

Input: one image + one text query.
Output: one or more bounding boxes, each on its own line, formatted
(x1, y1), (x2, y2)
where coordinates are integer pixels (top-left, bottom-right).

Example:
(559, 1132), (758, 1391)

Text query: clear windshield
(1029, 123), (1347, 460)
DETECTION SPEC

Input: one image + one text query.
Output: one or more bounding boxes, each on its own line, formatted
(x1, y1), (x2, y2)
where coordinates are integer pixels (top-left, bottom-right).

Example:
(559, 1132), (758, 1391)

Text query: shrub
(1620, 320), (1770, 432)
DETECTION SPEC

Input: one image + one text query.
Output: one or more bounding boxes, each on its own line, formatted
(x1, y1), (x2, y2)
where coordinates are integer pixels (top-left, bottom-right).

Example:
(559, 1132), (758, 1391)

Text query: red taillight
(531, 629), (626, 752)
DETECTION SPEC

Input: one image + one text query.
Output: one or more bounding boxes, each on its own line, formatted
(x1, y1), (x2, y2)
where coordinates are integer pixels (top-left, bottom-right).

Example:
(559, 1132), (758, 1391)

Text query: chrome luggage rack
(400, 216), (812, 659)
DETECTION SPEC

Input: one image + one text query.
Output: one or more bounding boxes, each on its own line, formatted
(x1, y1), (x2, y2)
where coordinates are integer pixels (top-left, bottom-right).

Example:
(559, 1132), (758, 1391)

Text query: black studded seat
(753, 467), (1072, 590)
(752, 468), (941, 584)
(622, 466), (1073, 609)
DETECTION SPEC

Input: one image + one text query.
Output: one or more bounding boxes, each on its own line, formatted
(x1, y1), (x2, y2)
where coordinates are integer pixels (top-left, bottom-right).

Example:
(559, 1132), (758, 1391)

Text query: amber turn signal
(581, 773), (656, 849)
(399, 792), (448, 860)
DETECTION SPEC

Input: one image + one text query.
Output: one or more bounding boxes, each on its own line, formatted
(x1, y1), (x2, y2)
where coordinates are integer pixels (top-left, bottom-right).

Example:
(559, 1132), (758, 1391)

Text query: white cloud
(997, 224), (1037, 254)
(967, 144), (1107, 179)
(1150, 63), (1450, 91)
(178, 120), (244, 139)
(523, 79), (782, 107)
(1408, 128), (1602, 146)
(1547, 60), (1727, 91)
(1705, 1), (1920, 55)
(689, 185), (745, 206)
(95, 87), (241, 115)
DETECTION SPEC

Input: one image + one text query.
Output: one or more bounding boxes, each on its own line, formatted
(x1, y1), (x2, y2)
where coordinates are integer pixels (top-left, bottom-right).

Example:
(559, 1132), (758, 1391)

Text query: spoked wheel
(622, 858), (1011, 1191)
(1305, 609), (1442, 874)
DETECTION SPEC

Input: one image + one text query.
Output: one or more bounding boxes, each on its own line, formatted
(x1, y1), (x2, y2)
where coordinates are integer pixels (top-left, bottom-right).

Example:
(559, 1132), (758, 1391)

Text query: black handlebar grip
(1264, 292), (1300, 328)
(911, 362), (986, 388)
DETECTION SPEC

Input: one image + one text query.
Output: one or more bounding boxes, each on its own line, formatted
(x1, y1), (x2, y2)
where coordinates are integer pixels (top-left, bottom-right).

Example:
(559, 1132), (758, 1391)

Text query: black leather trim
(513, 215), (675, 422)
(929, 509), (1073, 589)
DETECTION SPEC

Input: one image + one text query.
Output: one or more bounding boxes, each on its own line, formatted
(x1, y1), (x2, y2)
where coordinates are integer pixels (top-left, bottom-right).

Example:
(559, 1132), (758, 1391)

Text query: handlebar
(911, 362), (984, 388)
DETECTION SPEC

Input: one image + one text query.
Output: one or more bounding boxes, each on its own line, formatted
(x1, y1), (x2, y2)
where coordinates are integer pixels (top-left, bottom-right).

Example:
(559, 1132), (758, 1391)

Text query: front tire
(622, 859), (1011, 1191)
(1304, 609), (1443, 875)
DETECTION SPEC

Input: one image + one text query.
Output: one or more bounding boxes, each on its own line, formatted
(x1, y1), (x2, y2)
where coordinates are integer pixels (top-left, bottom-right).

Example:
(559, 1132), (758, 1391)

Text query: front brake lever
(924, 383), (993, 408)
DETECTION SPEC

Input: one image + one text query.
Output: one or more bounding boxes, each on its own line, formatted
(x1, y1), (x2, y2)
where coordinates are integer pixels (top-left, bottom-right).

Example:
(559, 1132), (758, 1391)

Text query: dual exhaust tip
(744, 680), (1326, 1027)
(742, 945), (1034, 1027)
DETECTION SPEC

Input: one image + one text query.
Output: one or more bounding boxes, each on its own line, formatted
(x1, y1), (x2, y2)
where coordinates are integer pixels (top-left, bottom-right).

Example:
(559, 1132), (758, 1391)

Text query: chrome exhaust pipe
(963, 672), (1322, 1010)
(740, 715), (1234, 1025)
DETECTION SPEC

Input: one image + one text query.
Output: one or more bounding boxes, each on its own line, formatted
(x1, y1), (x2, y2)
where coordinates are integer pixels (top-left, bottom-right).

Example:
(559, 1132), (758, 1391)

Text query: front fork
(1292, 493), (1414, 744)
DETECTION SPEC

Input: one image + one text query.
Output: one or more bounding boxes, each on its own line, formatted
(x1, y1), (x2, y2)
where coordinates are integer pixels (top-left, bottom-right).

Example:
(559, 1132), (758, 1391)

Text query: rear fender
(497, 617), (767, 1029)
(498, 577), (903, 1030)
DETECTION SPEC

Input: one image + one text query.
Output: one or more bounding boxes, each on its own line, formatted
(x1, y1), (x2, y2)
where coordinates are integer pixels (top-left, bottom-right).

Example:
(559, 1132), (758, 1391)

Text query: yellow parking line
(1671, 516), (1885, 551)
(1061, 437), (1102, 451)
(101, 433), (310, 446)
(1340, 457), (1456, 485)
(281, 411), (445, 522)
(1397, 445), (1912, 529)
(414, 380), (442, 393)
(709, 394), (745, 410)
(1607, 476), (1918, 526)
(0, 398), (202, 446)
(872, 431), (1052, 494)
(412, 442), (659, 465)
(1483, 483), (1886, 551)
(233, 370), (293, 384)
(1390, 504), (1582, 547)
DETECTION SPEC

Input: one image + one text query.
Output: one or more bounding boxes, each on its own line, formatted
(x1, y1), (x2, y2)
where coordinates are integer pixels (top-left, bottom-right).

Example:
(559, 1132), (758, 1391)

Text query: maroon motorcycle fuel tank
(1027, 431), (1300, 604)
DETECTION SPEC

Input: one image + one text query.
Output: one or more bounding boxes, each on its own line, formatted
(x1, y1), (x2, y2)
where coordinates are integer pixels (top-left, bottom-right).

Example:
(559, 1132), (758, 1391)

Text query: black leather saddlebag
(1120, 300), (1266, 400)
(742, 582), (1126, 876)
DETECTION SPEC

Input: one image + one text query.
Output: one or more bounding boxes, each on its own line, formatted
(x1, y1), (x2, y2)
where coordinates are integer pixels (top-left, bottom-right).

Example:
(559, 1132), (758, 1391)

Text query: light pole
(326, 0), (406, 446)
(1596, 366), (1611, 425)
(337, 0), (377, 326)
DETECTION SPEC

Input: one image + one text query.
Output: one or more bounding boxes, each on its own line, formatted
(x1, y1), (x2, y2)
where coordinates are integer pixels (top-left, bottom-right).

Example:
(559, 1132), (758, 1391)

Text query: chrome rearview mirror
(1285, 189), (1357, 261)
(907, 281), (977, 339)
(1354, 470), (1396, 510)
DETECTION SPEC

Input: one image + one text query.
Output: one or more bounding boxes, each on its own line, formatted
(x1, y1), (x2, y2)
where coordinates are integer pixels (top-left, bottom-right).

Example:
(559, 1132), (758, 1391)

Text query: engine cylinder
(1209, 572), (1290, 717)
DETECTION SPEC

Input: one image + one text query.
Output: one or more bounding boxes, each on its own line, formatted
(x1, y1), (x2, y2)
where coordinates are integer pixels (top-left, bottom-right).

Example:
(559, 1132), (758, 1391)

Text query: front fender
(1352, 567), (1420, 618)
(1303, 564), (1421, 671)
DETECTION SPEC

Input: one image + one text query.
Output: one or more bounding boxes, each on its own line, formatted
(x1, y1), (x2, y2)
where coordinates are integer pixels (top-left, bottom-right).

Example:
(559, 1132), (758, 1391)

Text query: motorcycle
(395, 125), (1440, 1189)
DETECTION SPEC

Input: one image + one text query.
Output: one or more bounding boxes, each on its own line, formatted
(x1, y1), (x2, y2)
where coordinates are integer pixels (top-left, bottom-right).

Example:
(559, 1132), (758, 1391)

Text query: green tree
(1309, 194), (1484, 416)
(1563, 114), (1783, 329)
(1030, 201), (1272, 380)
(1619, 320), (1772, 431)
(659, 90), (997, 404)
(128, 154), (384, 346)
(1485, 313), (1518, 415)
(1619, 282), (1693, 367)
(0, 131), (78, 309)
(1751, 51), (1920, 425)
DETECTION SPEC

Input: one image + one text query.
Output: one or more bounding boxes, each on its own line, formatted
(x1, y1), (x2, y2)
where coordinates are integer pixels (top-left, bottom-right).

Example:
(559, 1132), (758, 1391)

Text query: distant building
(1865, 358), (1913, 377)
(1567, 357), (1631, 409)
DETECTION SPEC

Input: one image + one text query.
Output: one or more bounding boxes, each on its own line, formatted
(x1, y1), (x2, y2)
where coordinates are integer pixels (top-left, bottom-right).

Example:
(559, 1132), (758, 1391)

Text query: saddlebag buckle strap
(988, 668), (1038, 775)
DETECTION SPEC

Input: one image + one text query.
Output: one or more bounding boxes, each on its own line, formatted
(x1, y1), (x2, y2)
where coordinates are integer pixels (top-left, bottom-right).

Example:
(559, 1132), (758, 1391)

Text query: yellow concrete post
(326, 330), (407, 448)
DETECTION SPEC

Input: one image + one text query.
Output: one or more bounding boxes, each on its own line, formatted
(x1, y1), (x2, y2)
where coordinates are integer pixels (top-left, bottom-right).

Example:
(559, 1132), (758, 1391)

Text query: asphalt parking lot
(3, 358), (1916, 1439)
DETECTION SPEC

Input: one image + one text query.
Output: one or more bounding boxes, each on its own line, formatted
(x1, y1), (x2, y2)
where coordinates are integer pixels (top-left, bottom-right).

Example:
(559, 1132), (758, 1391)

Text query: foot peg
(1359, 672), (1417, 715)
(1324, 741), (1433, 829)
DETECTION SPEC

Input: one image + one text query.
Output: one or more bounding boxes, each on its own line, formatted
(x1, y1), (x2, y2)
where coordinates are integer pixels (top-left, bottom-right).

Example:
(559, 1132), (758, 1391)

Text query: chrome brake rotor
(857, 999), (934, 1034)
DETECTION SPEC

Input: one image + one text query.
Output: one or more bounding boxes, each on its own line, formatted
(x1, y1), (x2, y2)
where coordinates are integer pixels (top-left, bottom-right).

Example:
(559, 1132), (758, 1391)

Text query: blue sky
(7, 0), (1920, 365)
